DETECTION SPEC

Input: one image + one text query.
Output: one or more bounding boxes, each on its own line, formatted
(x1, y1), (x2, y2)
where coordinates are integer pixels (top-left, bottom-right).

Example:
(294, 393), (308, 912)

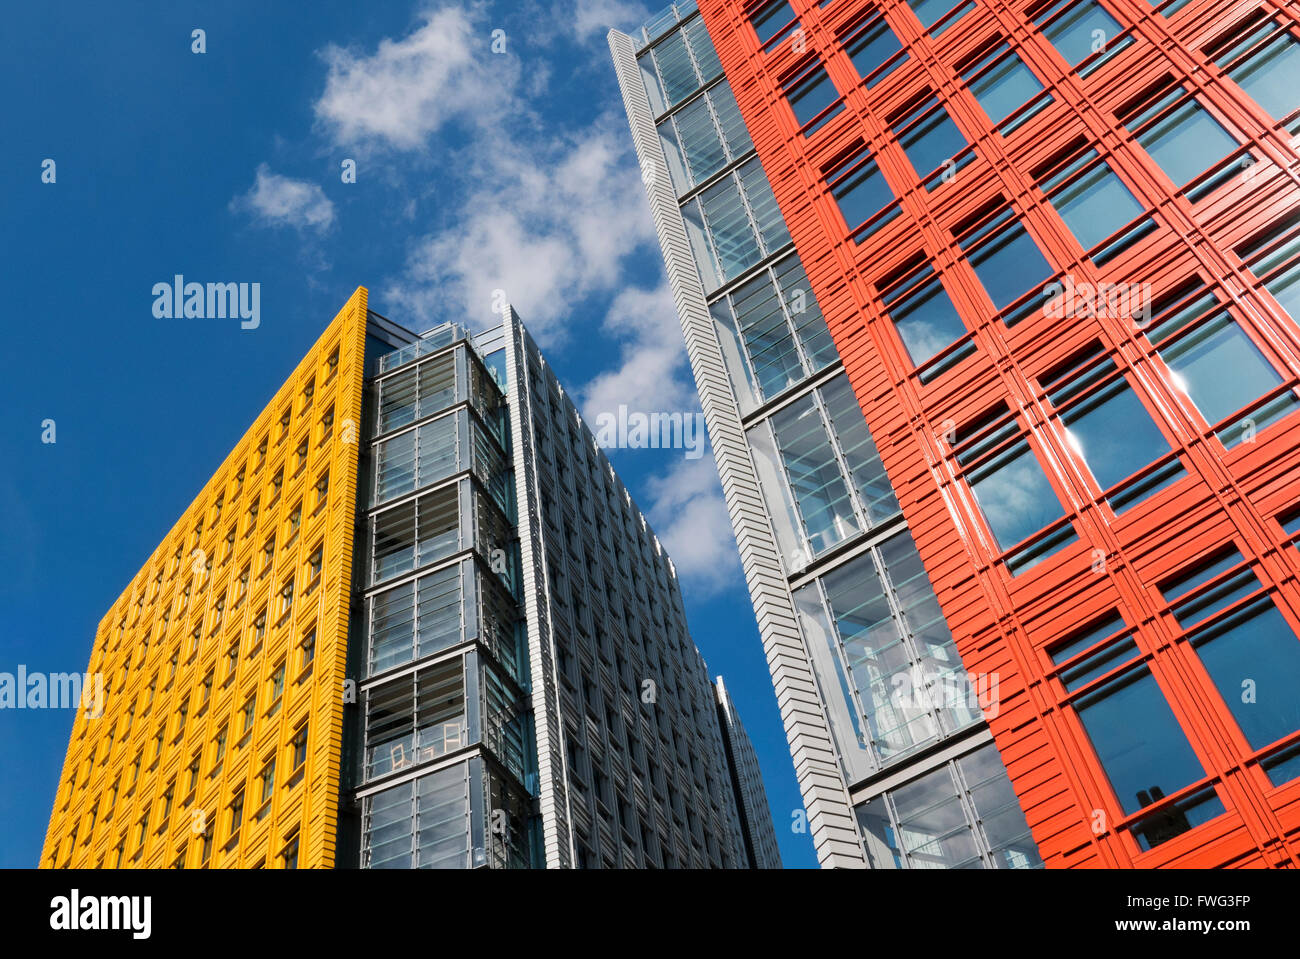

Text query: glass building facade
(42, 290), (776, 870)
(612, 0), (1300, 868)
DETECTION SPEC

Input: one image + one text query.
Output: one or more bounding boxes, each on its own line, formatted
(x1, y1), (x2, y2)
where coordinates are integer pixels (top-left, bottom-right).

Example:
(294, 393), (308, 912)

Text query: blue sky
(0, 1), (816, 866)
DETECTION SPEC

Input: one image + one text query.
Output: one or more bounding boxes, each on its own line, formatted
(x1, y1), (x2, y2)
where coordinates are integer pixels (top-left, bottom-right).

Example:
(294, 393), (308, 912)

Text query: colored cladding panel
(41, 288), (372, 869)
(697, 0), (1300, 868)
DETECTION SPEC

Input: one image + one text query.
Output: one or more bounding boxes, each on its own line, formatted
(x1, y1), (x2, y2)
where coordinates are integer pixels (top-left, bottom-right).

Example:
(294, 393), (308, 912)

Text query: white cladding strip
(504, 308), (575, 869)
(608, 28), (866, 868)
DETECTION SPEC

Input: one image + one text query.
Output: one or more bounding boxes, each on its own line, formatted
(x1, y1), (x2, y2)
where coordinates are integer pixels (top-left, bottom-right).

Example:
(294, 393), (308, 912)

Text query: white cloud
(230, 164), (335, 231)
(570, 0), (654, 41)
(644, 456), (743, 597)
(580, 281), (694, 420)
(382, 114), (656, 336)
(314, 5), (513, 152)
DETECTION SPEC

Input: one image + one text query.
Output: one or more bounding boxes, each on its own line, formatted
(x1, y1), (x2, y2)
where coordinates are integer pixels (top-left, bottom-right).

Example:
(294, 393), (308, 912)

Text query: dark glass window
(785, 65), (843, 134)
(906, 0), (971, 34)
(1040, 346), (1184, 510)
(1037, 148), (1150, 262)
(751, 0), (799, 47)
(827, 145), (898, 240)
(1191, 600), (1300, 751)
(957, 206), (1053, 316)
(1074, 665), (1208, 814)
(1120, 84), (1242, 194)
(1144, 282), (1299, 442)
(882, 263), (974, 377)
(1035, 0), (1132, 72)
(1212, 15), (1300, 122)
(844, 16), (906, 87)
(960, 43), (1051, 131)
(892, 95), (969, 186)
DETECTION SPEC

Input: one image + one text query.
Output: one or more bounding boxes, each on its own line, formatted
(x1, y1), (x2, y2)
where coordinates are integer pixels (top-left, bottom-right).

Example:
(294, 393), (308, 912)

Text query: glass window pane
(1047, 159), (1145, 252)
(700, 175), (763, 279)
(822, 376), (900, 522)
(831, 155), (896, 237)
(771, 397), (860, 553)
(674, 95), (728, 185)
(786, 67), (842, 133)
(963, 215), (1053, 312)
(652, 30), (700, 108)
(1193, 601), (1300, 750)
(1040, 0), (1124, 66)
(1222, 27), (1300, 122)
(1061, 380), (1171, 492)
(1074, 666), (1207, 814)
(1159, 312), (1286, 426)
(1134, 93), (1238, 188)
(738, 157), (792, 253)
(968, 441), (1066, 551)
(907, 0), (966, 32)
(886, 271), (967, 366)
(896, 100), (967, 182)
(966, 47), (1047, 126)
(847, 19), (906, 87)
(751, 0), (798, 45)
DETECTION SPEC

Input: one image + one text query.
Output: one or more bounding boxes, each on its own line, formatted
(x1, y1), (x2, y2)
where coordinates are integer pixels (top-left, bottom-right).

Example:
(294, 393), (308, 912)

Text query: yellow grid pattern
(41, 287), (371, 869)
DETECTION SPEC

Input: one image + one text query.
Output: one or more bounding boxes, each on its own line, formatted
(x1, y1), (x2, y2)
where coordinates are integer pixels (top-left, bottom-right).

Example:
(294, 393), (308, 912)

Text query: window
(268, 664), (286, 710)
(1209, 13), (1300, 123)
(657, 83), (753, 195)
(1142, 280), (1298, 443)
(794, 531), (979, 770)
(364, 659), (467, 778)
(960, 42), (1051, 131)
(709, 253), (837, 408)
(375, 351), (456, 434)
(843, 14), (906, 88)
(307, 546), (323, 581)
(271, 468), (283, 500)
(1239, 217), (1300, 331)
(1034, 0), (1131, 72)
(826, 143), (898, 241)
(287, 504), (302, 538)
(262, 537), (275, 573)
(225, 640), (239, 680)
(637, 16), (724, 115)
(371, 484), (461, 583)
(300, 628), (316, 671)
(881, 259), (974, 377)
(361, 765), (473, 869)
(212, 727), (228, 768)
(1049, 615), (1224, 847)
(681, 157), (791, 291)
(241, 694), (256, 734)
(229, 792), (245, 836)
(891, 94), (969, 187)
(253, 609), (267, 644)
(187, 754), (200, 792)
(1119, 83), (1243, 198)
(1161, 557), (1300, 759)
(315, 470), (330, 509)
(1039, 343), (1184, 511)
(955, 405), (1075, 571)
(259, 759), (276, 804)
(855, 742), (1042, 868)
(326, 347), (339, 379)
(279, 578), (294, 619)
(1036, 146), (1151, 263)
(956, 204), (1053, 321)
(906, 0), (970, 34)
(281, 834), (299, 870)
(752, 375), (898, 561)
(291, 724), (309, 770)
(750, 0), (798, 47)
(783, 63), (843, 134)
(368, 563), (467, 673)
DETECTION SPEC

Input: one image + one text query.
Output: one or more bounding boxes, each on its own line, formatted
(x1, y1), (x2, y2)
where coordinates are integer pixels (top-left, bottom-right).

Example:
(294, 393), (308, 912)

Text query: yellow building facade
(41, 288), (371, 868)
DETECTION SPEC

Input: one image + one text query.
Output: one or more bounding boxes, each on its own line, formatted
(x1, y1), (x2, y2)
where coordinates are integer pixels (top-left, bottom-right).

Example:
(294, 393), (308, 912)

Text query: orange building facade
(696, 0), (1300, 866)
